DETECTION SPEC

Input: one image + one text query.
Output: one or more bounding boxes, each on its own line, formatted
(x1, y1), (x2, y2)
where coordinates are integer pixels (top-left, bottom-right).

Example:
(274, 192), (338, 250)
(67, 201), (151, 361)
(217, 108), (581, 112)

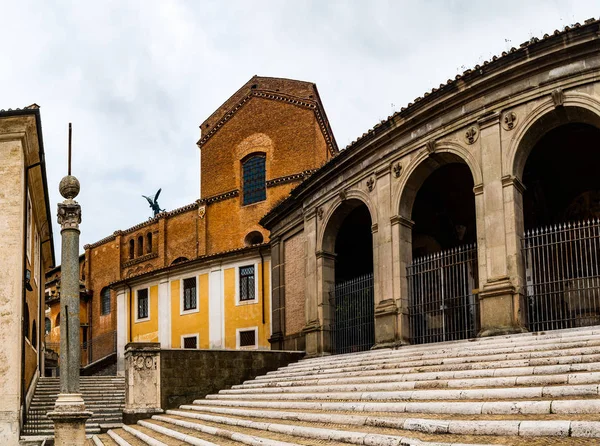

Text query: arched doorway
(521, 119), (600, 331)
(401, 155), (479, 344)
(322, 199), (374, 354)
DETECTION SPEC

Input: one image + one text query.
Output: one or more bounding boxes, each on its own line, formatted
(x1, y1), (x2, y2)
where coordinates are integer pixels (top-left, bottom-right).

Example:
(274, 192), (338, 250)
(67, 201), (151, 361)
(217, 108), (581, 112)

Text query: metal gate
(407, 244), (479, 344)
(329, 273), (375, 354)
(523, 220), (600, 332)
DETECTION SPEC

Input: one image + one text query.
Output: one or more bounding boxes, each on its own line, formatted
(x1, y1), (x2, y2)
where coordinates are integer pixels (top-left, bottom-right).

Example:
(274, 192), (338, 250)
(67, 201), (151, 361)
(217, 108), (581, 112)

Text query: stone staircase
(92, 326), (600, 445)
(23, 376), (124, 438)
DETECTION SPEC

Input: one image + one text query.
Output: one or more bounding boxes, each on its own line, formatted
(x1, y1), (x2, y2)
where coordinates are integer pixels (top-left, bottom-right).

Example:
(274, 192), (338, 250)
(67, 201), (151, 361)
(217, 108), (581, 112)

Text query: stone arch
(395, 142), (483, 220)
(318, 188), (377, 253)
(507, 93), (600, 181)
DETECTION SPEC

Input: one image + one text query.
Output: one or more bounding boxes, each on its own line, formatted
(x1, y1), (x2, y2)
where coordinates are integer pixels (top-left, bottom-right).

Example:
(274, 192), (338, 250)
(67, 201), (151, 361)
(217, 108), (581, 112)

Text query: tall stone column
(47, 174), (91, 445)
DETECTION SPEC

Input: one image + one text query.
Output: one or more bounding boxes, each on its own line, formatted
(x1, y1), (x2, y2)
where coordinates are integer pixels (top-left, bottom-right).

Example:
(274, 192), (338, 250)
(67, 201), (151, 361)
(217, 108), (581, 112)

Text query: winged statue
(142, 188), (165, 217)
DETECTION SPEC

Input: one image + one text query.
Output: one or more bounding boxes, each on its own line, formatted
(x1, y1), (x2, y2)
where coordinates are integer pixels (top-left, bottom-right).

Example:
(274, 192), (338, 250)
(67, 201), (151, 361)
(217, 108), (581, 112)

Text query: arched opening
(242, 154), (266, 205)
(45, 317), (51, 335)
(129, 239), (135, 260)
(521, 119), (600, 331)
(146, 232), (153, 254)
(171, 257), (189, 266)
(101, 287), (111, 315)
(24, 302), (30, 341)
(322, 199), (374, 354)
(137, 236), (144, 257)
(55, 312), (60, 327)
(32, 320), (37, 349)
(400, 154), (479, 344)
(244, 231), (264, 246)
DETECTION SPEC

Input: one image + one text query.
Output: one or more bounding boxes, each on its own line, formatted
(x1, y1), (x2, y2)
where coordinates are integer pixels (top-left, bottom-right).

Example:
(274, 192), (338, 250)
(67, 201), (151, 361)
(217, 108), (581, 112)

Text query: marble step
(261, 347), (600, 381)
(283, 332), (600, 371)
(250, 353), (600, 385)
(171, 405), (600, 438)
(295, 326), (600, 368)
(191, 396), (600, 415)
(236, 362), (600, 389)
(152, 412), (501, 446)
(224, 371), (600, 394)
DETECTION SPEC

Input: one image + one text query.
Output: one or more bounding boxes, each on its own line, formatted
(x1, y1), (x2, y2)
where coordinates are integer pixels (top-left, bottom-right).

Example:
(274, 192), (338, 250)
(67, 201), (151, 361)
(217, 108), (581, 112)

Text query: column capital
(477, 111), (501, 129)
(57, 200), (81, 230)
(501, 175), (526, 194)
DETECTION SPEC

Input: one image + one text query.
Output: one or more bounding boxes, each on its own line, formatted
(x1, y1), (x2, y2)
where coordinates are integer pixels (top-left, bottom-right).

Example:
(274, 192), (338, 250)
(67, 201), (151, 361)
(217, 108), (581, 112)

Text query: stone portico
(261, 21), (600, 356)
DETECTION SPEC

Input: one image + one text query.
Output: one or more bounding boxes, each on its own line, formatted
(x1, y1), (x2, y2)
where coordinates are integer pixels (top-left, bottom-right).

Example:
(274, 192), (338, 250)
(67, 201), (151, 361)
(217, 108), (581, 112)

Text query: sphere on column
(59, 175), (80, 199)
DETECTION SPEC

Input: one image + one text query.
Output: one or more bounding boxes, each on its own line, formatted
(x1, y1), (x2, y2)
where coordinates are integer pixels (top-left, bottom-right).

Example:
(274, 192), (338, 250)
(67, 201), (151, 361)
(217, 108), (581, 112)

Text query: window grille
(242, 155), (266, 205)
(137, 288), (149, 319)
(239, 266), (255, 302)
(101, 287), (111, 315)
(239, 329), (256, 347)
(183, 336), (197, 349)
(183, 277), (197, 311)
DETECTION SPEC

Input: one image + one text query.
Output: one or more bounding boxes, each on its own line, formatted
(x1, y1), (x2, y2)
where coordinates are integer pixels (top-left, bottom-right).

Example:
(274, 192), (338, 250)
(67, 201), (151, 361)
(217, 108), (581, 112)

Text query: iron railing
(45, 330), (117, 367)
(523, 220), (600, 332)
(329, 273), (375, 355)
(407, 244), (479, 344)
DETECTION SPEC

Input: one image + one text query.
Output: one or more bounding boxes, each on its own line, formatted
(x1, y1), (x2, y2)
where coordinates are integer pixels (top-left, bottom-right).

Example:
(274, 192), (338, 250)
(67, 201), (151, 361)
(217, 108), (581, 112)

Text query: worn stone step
(176, 403), (600, 438)
(156, 411), (503, 446)
(108, 428), (148, 446)
(208, 383), (600, 402)
(190, 396), (600, 415)
(283, 335), (600, 373)
(238, 363), (600, 389)
(226, 371), (600, 394)
(141, 419), (243, 445)
(262, 348), (600, 381)
(135, 421), (219, 445)
(92, 434), (120, 446)
(250, 354), (600, 385)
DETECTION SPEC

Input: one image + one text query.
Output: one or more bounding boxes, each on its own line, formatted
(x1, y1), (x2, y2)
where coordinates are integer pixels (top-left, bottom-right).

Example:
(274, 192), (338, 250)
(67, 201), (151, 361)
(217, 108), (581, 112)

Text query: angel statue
(143, 188), (165, 217)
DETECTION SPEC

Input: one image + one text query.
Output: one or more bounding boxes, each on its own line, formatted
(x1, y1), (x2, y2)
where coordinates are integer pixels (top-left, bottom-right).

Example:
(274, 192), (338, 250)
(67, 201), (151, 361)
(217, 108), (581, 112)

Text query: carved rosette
(133, 354), (157, 371)
(464, 126), (479, 145)
(57, 201), (82, 230)
(502, 111), (517, 131)
(198, 206), (206, 219)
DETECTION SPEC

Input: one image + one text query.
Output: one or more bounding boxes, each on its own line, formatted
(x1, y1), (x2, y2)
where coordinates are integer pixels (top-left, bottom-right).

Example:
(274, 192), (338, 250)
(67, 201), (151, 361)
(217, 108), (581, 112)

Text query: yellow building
(110, 76), (336, 374)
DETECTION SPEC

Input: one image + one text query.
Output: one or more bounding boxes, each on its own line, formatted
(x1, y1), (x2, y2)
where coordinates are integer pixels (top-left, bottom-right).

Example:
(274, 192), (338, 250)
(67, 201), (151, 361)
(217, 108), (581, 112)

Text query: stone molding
(477, 111), (501, 129)
(123, 252), (159, 268)
(315, 250), (336, 260)
(205, 189), (239, 204)
(390, 215), (414, 228)
(266, 169), (318, 188)
(501, 175), (526, 194)
(473, 183), (484, 196)
(374, 299), (398, 316)
(479, 276), (516, 300)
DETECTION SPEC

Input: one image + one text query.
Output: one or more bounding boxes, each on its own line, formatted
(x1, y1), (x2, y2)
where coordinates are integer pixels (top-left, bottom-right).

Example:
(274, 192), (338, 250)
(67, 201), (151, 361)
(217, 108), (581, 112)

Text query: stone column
(477, 113), (525, 336)
(116, 288), (127, 376)
(123, 342), (163, 424)
(268, 237), (284, 349)
(47, 175), (91, 445)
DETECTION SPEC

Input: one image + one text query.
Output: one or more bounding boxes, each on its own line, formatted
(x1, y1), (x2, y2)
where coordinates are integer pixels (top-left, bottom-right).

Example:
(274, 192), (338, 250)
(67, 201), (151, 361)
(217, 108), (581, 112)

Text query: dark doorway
(522, 123), (600, 331)
(407, 162), (479, 344)
(329, 202), (374, 354)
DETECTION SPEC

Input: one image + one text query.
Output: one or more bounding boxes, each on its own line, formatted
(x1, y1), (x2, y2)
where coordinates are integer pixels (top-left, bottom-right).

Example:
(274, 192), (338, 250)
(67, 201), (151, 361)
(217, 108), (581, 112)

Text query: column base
(479, 277), (527, 335)
(302, 320), (330, 357)
(47, 394), (92, 446)
(374, 299), (399, 348)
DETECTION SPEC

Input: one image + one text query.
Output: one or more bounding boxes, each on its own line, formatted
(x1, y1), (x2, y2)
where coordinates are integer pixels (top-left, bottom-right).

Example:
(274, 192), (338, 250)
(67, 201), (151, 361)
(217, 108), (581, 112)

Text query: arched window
(137, 236), (143, 257)
(129, 239), (135, 259)
(244, 231), (264, 246)
(101, 287), (111, 315)
(242, 154), (266, 205)
(146, 232), (152, 254)
(32, 321), (37, 349)
(55, 312), (60, 327)
(23, 302), (30, 341)
(45, 317), (51, 334)
(171, 257), (189, 266)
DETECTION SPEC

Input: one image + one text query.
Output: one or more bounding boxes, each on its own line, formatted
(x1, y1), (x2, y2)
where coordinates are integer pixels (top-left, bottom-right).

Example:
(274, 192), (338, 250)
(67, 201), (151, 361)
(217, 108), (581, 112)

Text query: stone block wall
(160, 348), (304, 409)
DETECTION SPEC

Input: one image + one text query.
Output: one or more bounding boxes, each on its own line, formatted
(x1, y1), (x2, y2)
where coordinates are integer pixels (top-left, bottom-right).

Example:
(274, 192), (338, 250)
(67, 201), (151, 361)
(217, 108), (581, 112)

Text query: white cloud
(1, 0), (597, 261)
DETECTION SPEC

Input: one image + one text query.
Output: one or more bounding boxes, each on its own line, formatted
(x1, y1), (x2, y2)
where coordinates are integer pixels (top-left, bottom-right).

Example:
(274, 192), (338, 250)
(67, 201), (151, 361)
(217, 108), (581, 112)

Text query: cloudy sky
(2, 0), (597, 261)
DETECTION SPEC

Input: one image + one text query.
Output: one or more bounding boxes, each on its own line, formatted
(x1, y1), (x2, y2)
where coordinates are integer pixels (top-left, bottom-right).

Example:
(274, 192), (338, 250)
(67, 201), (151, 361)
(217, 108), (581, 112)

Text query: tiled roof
(260, 18), (600, 227)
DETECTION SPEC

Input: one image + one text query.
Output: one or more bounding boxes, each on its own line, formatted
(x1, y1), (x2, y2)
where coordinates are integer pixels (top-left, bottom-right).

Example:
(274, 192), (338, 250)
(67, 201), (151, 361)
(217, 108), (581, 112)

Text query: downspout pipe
(259, 248), (265, 325)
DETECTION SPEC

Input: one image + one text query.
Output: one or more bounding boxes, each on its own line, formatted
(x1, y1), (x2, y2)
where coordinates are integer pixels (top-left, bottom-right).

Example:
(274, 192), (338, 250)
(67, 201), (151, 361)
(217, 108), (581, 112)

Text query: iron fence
(523, 219), (600, 332)
(329, 273), (375, 355)
(44, 330), (117, 366)
(407, 244), (479, 344)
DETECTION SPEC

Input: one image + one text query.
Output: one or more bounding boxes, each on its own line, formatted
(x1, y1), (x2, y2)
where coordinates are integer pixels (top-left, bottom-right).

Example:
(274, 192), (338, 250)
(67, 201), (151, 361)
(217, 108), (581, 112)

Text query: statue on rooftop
(143, 188), (165, 217)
